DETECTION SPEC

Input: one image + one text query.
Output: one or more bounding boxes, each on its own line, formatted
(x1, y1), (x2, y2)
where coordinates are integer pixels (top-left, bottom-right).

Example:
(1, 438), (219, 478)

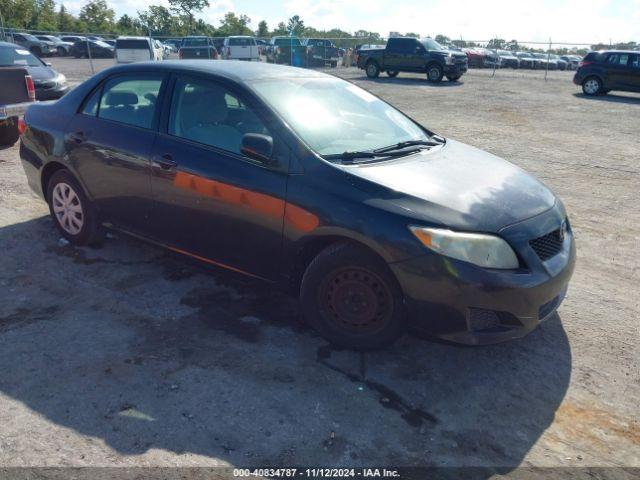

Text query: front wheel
(47, 170), (102, 245)
(0, 118), (20, 146)
(582, 76), (602, 96)
(57, 46), (66, 56)
(365, 61), (380, 78)
(446, 75), (461, 82)
(387, 71), (399, 77)
(427, 64), (443, 82)
(300, 242), (406, 350)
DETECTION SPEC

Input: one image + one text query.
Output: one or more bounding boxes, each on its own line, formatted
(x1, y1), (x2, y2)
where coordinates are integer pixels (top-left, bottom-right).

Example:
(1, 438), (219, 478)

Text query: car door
(65, 72), (166, 233)
(625, 54), (640, 91)
(149, 74), (289, 280)
(604, 52), (630, 88)
(384, 38), (406, 70)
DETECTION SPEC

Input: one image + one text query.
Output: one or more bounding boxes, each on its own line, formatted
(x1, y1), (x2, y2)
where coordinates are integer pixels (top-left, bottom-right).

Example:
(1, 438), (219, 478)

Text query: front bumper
(390, 206), (576, 345)
(444, 64), (468, 75)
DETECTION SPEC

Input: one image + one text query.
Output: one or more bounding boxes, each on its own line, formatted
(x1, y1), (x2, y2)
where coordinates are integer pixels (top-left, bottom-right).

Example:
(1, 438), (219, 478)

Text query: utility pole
(545, 37), (551, 81)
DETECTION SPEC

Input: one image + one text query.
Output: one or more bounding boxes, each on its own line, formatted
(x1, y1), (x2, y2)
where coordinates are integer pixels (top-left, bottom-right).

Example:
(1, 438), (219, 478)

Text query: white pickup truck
(115, 37), (163, 64)
(221, 36), (260, 61)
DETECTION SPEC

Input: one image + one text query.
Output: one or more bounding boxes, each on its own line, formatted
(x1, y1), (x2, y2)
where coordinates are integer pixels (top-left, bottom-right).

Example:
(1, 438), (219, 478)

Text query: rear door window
(606, 53), (630, 66)
(98, 75), (163, 129)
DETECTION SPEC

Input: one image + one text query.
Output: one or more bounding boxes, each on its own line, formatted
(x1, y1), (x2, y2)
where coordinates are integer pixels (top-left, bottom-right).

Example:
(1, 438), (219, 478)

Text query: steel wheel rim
(584, 79), (599, 94)
(320, 267), (393, 334)
(367, 64), (376, 76)
(52, 182), (84, 235)
(428, 67), (440, 80)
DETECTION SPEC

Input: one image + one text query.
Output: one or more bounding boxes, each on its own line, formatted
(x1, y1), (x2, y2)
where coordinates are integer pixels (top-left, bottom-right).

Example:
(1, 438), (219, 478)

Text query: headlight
(55, 73), (66, 86)
(445, 54), (454, 65)
(409, 226), (519, 269)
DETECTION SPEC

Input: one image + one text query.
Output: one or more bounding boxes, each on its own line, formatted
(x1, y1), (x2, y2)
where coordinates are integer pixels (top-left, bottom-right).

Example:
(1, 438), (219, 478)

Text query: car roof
(103, 60), (328, 82)
(117, 36), (152, 40)
(599, 50), (639, 54)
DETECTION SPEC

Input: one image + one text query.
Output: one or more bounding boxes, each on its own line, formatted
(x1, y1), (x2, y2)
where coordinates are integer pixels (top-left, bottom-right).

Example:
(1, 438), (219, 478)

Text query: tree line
(0, 0), (636, 53)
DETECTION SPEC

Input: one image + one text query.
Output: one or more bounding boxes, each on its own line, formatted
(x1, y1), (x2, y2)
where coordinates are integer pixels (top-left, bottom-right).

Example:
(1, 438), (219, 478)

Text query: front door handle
(154, 153), (177, 170)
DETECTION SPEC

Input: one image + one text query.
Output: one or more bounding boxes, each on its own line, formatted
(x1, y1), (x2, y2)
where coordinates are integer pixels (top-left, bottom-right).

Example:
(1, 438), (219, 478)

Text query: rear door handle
(154, 153), (177, 170)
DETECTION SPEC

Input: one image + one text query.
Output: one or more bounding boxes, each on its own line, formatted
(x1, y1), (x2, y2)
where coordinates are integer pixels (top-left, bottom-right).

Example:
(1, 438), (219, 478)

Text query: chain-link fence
(1, 25), (634, 82)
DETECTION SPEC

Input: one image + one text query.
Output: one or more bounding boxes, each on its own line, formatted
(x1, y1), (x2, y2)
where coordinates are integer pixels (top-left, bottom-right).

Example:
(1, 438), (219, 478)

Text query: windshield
(183, 38), (209, 47)
(93, 41), (111, 48)
(0, 47), (43, 67)
(274, 37), (301, 46)
(420, 38), (445, 51)
(249, 77), (430, 156)
(498, 50), (512, 56)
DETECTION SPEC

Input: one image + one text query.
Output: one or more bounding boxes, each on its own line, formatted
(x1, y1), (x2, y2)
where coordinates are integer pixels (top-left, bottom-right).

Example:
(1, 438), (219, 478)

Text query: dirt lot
(0, 59), (639, 472)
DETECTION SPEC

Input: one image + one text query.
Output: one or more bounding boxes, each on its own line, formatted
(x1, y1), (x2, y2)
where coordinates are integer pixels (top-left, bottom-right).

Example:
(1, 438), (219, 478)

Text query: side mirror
(241, 133), (274, 165)
(45, 62), (52, 67)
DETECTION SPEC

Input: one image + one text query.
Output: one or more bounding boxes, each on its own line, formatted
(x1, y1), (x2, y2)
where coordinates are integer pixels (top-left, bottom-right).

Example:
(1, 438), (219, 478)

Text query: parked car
(0, 43), (68, 101)
(163, 42), (178, 54)
(531, 53), (556, 70)
(115, 36), (162, 63)
(463, 47), (486, 68)
(497, 50), (520, 68)
(35, 35), (74, 56)
(256, 39), (267, 55)
(357, 37), (468, 82)
(266, 36), (306, 66)
(549, 54), (568, 70)
(515, 52), (535, 69)
(59, 35), (86, 44)
(178, 37), (218, 59)
(560, 55), (581, 70)
(574, 50), (640, 96)
(221, 36), (260, 61)
(104, 40), (116, 48)
(5, 32), (54, 57)
(0, 48), (36, 145)
(301, 38), (339, 67)
(19, 61), (576, 349)
(70, 40), (114, 58)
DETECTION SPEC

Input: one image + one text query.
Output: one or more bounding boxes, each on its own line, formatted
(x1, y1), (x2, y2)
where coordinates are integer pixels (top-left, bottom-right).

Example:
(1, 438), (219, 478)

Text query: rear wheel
(300, 242), (406, 350)
(365, 61), (380, 78)
(386, 71), (399, 77)
(426, 64), (443, 82)
(0, 118), (20, 147)
(46, 170), (102, 245)
(582, 76), (602, 96)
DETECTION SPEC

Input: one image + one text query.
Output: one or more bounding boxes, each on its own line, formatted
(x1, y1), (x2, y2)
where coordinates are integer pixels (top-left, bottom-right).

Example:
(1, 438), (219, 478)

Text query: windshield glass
(183, 38), (209, 46)
(250, 77), (430, 156)
(93, 41), (111, 48)
(274, 37), (301, 46)
(0, 47), (43, 67)
(420, 38), (445, 51)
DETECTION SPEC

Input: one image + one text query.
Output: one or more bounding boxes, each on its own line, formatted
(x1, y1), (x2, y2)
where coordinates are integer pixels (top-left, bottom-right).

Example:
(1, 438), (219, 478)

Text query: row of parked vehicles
(462, 47), (582, 70)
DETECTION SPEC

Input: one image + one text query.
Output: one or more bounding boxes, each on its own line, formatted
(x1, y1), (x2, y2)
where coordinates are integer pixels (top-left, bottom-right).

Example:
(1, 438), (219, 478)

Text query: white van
(115, 37), (162, 63)
(222, 36), (260, 61)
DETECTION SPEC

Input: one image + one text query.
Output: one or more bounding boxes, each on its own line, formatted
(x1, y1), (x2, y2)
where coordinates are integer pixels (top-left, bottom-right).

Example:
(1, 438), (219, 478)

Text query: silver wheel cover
(52, 182), (84, 235)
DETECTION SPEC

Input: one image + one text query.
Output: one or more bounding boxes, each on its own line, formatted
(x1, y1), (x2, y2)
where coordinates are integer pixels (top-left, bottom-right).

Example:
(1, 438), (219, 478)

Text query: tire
(386, 71), (399, 77)
(300, 242), (406, 350)
(46, 170), (102, 245)
(57, 46), (66, 56)
(0, 118), (20, 147)
(365, 61), (380, 78)
(426, 63), (443, 82)
(582, 76), (602, 96)
(446, 75), (461, 82)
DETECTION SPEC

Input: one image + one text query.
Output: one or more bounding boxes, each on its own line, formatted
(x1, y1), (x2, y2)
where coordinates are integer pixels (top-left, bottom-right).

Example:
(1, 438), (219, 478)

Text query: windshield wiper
(373, 139), (443, 154)
(323, 148), (423, 164)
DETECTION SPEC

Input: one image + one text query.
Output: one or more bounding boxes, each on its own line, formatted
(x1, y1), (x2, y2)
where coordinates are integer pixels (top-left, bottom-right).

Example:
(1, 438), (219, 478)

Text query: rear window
(183, 38), (209, 47)
(274, 38), (301, 46)
(229, 37), (255, 46)
(116, 39), (151, 49)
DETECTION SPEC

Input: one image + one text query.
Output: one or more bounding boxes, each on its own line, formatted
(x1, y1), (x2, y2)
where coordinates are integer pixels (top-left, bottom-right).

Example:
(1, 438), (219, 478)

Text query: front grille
(530, 228), (564, 261)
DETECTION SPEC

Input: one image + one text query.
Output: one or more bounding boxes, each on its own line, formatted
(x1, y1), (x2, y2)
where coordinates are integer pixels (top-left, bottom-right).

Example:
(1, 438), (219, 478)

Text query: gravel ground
(0, 60), (638, 473)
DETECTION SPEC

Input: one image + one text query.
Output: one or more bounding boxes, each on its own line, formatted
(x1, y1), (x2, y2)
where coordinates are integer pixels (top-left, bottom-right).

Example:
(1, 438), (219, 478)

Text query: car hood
(342, 139), (557, 232)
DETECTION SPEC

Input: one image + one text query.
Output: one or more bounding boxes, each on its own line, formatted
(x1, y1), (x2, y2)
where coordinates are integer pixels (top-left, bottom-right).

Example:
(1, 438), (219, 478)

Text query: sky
(60, 0), (640, 44)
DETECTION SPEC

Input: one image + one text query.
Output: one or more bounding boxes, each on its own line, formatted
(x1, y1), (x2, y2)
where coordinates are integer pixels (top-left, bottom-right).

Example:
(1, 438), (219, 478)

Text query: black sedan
(69, 40), (114, 58)
(0, 42), (69, 100)
(19, 61), (575, 349)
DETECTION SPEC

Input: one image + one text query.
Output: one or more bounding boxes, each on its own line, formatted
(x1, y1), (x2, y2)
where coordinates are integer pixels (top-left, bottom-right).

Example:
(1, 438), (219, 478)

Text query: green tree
(286, 15), (304, 36)
(272, 21), (287, 36)
(404, 32), (419, 38)
(138, 5), (174, 35)
(79, 0), (115, 32)
(34, 0), (57, 31)
(487, 38), (505, 49)
(168, 0), (209, 34)
(256, 20), (268, 38)
(217, 12), (252, 36)
(57, 4), (76, 32)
